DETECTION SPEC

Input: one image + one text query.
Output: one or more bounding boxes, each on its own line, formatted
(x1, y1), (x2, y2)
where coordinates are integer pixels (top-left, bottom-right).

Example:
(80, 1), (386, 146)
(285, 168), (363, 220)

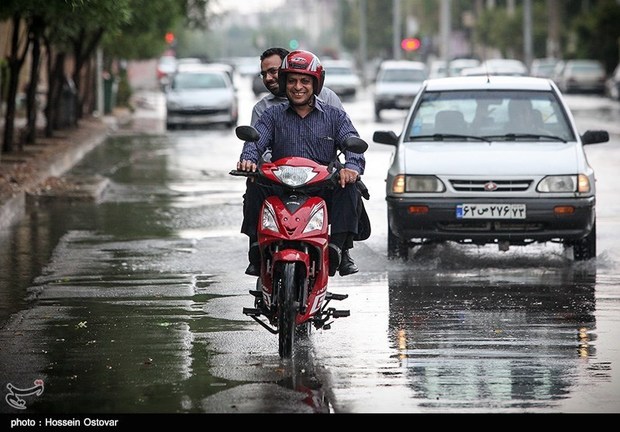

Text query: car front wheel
(571, 222), (596, 261)
(387, 223), (408, 260)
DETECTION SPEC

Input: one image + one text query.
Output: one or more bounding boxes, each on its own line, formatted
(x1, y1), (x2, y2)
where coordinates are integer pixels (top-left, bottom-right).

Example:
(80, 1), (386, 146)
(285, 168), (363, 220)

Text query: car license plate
(456, 204), (526, 219)
(396, 99), (412, 108)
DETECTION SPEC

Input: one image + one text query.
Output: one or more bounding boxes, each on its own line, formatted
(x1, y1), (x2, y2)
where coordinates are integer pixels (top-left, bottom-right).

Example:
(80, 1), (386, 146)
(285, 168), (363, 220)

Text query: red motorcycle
(231, 126), (368, 358)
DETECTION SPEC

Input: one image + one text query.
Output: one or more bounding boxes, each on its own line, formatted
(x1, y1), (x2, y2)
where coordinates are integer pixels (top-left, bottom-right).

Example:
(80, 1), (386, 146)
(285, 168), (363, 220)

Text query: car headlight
(392, 175), (445, 193)
(537, 175), (589, 193)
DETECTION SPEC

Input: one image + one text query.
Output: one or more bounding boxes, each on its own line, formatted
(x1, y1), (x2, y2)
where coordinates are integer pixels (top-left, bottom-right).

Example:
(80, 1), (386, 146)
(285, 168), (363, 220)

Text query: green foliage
(572, 0), (620, 72)
(102, 0), (182, 60)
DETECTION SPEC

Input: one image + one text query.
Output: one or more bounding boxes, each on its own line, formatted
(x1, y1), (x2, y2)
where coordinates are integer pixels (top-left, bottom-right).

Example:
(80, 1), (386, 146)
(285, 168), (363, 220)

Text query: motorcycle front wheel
(278, 263), (298, 358)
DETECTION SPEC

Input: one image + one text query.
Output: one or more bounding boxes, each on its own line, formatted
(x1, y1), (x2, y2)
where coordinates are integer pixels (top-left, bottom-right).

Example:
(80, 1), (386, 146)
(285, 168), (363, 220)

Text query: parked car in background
(530, 58), (559, 78)
(372, 75), (608, 261)
(321, 59), (361, 100)
(553, 59), (606, 94)
(461, 58), (528, 76)
(428, 60), (448, 78)
(428, 58), (481, 78)
(605, 63), (620, 100)
(373, 60), (427, 120)
(165, 65), (238, 129)
(448, 58), (480, 76)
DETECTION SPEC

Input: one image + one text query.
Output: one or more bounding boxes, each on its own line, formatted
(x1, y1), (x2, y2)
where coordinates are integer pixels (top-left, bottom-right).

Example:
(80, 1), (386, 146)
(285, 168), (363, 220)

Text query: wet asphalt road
(1, 80), (619, 415)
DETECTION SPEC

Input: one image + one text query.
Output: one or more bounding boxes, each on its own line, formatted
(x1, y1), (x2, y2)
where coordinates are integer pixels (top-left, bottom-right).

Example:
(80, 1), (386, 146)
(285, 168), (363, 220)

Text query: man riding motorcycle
(237, 50), (366, 277)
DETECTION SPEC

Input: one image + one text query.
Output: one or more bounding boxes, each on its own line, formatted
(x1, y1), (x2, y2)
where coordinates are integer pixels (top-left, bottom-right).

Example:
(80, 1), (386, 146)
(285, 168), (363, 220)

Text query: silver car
(165, 65), (238, 129)
(373, 60), (427, 120)
(373, 76), (609, 261)
(322, 59), (361, 100)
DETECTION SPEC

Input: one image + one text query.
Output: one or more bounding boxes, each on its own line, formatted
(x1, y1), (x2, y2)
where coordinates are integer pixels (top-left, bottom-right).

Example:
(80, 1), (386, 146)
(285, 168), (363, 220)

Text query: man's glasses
(259, 67), (278, 78)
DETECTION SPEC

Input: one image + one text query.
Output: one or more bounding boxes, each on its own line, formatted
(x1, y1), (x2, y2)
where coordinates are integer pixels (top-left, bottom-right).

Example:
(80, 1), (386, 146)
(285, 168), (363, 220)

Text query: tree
(1, 1), (33, 153)
(1, 0), (214, 154)
(572, 0), (620, 72)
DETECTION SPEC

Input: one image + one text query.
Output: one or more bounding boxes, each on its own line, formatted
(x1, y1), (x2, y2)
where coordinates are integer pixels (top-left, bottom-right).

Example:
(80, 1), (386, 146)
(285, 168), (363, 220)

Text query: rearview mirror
(581, 130), (609, 145)
(235, 125), (260, 141)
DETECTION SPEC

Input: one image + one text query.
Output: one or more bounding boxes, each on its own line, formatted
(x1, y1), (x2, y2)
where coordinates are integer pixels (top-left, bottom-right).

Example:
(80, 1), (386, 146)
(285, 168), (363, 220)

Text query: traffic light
(401, 37), (421, 52)
(165, 32), (175, 45)
(289, 39), (299, 50)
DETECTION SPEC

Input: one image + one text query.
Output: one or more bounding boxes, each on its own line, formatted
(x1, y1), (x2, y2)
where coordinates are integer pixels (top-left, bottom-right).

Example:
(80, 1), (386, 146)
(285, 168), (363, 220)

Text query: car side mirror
(581, 130), (609, 145)
(373, 130), (399, 146)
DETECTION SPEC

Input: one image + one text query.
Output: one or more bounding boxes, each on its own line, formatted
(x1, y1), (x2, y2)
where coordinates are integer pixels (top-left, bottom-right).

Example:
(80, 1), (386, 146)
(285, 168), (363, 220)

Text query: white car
(165, 65), (238, 129)
(373, 76), (609, 261)
(373, 60), (427, 120)
(322, 59), (361, 100)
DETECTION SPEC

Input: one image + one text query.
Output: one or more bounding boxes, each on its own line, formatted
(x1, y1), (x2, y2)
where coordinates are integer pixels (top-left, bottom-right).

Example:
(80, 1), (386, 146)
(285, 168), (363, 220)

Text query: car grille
(450, 179), (532, 192)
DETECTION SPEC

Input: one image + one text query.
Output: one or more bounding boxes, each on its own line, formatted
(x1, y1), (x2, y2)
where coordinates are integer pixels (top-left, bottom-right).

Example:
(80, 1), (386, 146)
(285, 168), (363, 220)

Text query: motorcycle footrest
(326, 292), (348, 301)
(249, 289), (261, 298)
(243, 307), (262, 316)
(332, 310), (350, 318)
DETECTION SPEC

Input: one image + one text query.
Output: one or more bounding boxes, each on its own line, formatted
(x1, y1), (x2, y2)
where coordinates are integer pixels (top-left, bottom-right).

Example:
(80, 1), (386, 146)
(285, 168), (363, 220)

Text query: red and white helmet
(278, 50), (325, 96)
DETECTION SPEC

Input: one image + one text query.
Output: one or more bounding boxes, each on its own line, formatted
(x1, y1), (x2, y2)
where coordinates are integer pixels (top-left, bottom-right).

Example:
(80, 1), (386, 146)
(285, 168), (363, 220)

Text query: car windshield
(380, 69), (426, 82)
(406, 90), (575, 142)
(173, 72), (227, 90)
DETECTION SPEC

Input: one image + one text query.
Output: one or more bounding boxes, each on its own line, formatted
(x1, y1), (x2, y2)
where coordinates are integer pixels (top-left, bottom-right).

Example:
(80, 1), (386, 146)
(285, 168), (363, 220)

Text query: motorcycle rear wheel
(278, 263), (298, 358)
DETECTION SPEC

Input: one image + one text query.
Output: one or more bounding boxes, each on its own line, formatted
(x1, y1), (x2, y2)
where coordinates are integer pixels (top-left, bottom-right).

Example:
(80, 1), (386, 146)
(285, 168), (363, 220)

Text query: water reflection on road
(1, 87), (619, 413)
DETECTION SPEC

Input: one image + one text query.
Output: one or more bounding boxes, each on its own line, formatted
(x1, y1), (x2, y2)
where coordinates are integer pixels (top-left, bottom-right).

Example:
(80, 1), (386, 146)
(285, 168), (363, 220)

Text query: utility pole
(547, 0), (561, 58)
(393, 0), (401, 60)
(440, 0), (451, 63)
(359, 0), (368, 85)
(523, 0), (533, 68)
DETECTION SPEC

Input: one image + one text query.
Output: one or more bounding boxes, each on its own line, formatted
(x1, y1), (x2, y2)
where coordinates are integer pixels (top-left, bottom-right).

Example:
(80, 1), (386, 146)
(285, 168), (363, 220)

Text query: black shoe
(245, 241), (260, 276)
(328, 244), (341, 277)
(338, 249), (359, 276)
(245, 262), (260, 276)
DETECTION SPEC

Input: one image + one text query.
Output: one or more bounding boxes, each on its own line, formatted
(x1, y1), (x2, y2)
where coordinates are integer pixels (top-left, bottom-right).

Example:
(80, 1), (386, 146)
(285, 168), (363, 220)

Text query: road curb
(0, 117), (118, 231)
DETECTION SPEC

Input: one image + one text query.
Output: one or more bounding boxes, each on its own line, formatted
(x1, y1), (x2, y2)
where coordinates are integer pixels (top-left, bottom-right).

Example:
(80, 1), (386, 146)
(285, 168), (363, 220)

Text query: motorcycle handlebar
(230, 168), (369, 199)
(229, 170), (259, 177)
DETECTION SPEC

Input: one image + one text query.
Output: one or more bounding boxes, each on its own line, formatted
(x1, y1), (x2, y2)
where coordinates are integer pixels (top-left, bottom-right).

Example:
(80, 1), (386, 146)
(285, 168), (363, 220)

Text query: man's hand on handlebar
(237, 160), (257, 172)
(339, 168), (359, 188)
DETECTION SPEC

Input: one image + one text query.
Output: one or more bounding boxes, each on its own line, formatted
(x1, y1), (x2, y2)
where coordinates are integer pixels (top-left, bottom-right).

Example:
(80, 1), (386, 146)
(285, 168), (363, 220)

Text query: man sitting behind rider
(251, 47), (343, 126)
(237, 50), (365, 277)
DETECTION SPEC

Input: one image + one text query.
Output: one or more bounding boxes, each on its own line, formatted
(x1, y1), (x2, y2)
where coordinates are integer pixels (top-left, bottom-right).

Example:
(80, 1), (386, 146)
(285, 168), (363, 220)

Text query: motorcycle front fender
(271, 249), (310, 270)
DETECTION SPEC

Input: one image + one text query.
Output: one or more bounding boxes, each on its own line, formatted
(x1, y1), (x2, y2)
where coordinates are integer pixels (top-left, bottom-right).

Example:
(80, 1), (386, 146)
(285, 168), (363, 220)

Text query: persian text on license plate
(456, 204), (526, 219)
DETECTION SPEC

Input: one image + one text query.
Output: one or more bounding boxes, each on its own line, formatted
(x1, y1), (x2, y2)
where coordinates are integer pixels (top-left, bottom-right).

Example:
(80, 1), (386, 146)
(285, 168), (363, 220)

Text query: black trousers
(241, 179), (360, 248)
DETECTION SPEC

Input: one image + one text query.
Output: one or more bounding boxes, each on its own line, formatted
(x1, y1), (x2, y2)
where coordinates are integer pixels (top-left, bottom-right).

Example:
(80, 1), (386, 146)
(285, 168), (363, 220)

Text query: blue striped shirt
(240, 98), (365, 174)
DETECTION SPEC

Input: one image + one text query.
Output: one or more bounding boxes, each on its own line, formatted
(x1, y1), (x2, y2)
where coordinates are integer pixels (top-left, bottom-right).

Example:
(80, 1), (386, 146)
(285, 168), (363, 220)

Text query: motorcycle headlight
(537, 175), (585, 192)
(302, 206), (325, 234)
(261, 203), (278, 232)
(273, 166), (317, 187)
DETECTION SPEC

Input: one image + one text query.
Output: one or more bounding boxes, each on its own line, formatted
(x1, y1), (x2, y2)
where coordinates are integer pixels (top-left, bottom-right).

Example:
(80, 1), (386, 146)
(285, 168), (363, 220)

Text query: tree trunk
(2, 14), (30, 154)
(25, 16), (44, 145)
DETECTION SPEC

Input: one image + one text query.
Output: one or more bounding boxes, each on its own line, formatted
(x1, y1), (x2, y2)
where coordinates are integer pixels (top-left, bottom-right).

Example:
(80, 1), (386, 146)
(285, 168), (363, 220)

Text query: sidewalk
(0, 110), (131, 231)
